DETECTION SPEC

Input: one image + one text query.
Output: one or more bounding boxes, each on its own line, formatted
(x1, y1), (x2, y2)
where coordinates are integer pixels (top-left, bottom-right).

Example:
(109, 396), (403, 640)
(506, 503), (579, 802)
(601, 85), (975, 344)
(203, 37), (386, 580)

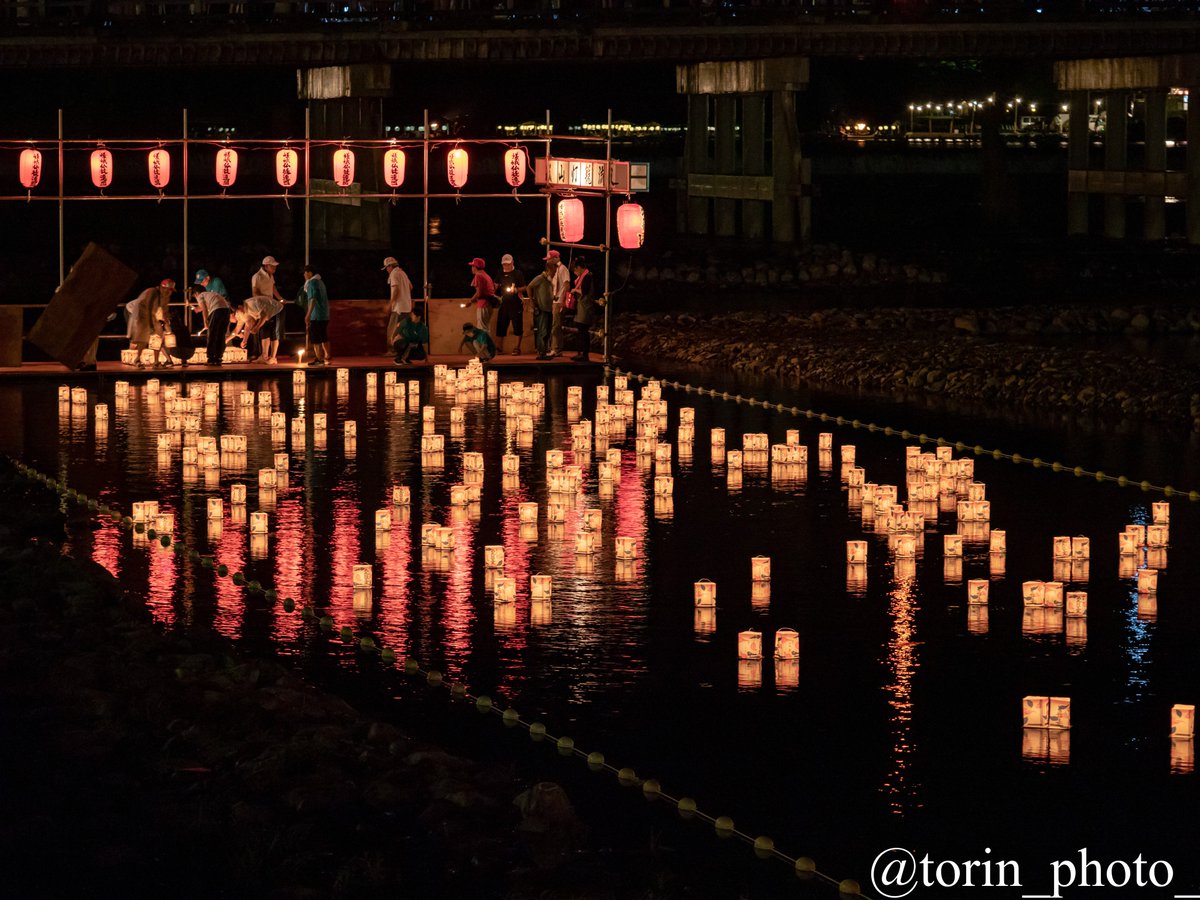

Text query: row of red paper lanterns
(16, 146), (524, 191)
(15, 146), (645, 248)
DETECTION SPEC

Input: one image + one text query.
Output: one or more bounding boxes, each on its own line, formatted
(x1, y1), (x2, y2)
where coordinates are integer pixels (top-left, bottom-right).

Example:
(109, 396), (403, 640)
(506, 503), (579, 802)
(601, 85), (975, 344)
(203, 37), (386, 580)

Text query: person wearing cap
(190, 283), (231, 366)
(458, 322), (496, 363)
(193, 268), (228, 300)
(527, 257), (557, 361)
(125, 279), (176, 368)
(468, 257), (498, 336)
(250, 255), (287, 365)
(568, 256), (601, 362)
(494, 253), (528, 356)
(382, 256), (414, 354)
(543, 249), (571, 358)
(301, 263), (330, 367)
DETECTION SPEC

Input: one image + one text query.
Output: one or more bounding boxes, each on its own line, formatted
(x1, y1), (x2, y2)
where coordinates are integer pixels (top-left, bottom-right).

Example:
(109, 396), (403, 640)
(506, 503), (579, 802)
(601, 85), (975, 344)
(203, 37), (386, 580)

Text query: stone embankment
(614, 304), (1200, 430)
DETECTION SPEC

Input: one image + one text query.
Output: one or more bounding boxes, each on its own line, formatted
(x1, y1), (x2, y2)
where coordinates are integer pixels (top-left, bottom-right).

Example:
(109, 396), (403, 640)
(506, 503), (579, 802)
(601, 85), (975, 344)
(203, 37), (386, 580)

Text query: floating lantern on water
(1138, 568), (1158, 593)
(434, 526), (456, 550)
(575, 531), (596, 554)
(1147, 524), (1169, 547)
(463, 452), (484, 473)
(545, 449), (564, 470)
(726, 450), (743, 471)
(257, 391), (272, 408)
(181, 446), (199, 466)
(989, 530), (1006, 553)
(249, 511), (269, 534)
(894, 534), (917, 559)
(529, 573), (553, 601)
(580, 509), (602, 533)
(258, 467), (277, 489)
(653, 475), (673, 497)
(70, 386), (87, 405)
(775, 628), (800, 660)
(493, 575), (515, 604)
(94, 403), (108, 422)
(228, 483), (247, 506)
(738, 630), (762, 660)
(514, 502), (538, 526)
(484, 545), (505, 569)
(743, 433), (768, 452)
(155, 512), (174, 534)
(1022, 581), (1046, 606)
(131, 501), (159, 523)
(547, 502), (566, 523)
(421, 434), (445, 453)
(449, 484), (470, 506)
(1023, 696), (1071, 730)
(943, 534), (963, 558)
(963, 579), (988, 605)
(1071, 536), (1090, 559)
(1118, 531), (1140, 555)
(841, 445), (856, 466)
(57, 385), (70, 403)
(1172, 704), (1195, 739)
(1044, 582), (1064, 608)
(694, 579), (717, 607)
(655, 443), (672, 466)
(1053, 536), (1072, 559)
(846, 541), (868, 564)
(205, 498), (223, 520)
(615, 536), (637, 560)
(750, 556), (771, 582)
(1065, 591), (1087, 618)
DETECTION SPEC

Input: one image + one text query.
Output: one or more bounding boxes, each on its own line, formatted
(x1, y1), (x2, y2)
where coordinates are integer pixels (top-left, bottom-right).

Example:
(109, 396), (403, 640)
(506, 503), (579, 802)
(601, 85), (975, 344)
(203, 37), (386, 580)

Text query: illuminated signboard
(535, 157), (648, 193)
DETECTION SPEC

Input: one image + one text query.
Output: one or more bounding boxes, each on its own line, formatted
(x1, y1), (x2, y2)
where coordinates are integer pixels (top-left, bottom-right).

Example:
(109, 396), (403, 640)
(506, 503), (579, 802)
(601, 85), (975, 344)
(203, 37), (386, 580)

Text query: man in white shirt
(545, 249), (571, 358)
(383, 255), (414, 352)
(251, 255), (287, 365)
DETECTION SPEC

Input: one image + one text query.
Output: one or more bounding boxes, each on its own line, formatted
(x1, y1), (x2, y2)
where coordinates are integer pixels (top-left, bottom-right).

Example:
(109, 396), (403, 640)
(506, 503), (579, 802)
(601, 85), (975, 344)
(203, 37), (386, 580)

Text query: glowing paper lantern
(446, 147), (469, 189)
(90, 148), (113, 189)
(276, 148), (299, 189)
(215, 147), (238, 189)
(19, 148), (42, 189)
(557, 197), (584, 243)
(383, 147), (405, 189)
(504, 147), (526, 187)
(332, 148), (355, 188)
(148, 149), (171, 190)
(616, 202), (645, 249)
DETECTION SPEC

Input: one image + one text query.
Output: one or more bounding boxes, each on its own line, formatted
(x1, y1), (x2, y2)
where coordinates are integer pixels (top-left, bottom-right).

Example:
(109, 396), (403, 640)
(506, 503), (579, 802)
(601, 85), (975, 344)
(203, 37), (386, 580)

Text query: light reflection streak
(271, 495), (308, 644)
(881, 565), (921, 815)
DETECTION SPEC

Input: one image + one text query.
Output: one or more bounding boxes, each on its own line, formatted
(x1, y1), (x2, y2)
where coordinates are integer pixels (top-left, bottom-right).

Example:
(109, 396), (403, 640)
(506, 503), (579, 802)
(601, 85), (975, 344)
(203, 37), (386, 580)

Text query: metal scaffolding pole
(182, 108), (190, 330)
(603, 108), (612, 365)
(57, 109), (64, 287)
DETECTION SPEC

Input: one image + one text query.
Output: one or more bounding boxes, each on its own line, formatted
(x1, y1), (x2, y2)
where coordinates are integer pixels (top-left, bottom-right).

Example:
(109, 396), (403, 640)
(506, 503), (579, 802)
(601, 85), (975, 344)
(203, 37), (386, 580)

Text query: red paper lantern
(276, 148), (299, 189)
(383, 148), (405, 189)
(446, 147), (468, 189)
(19, 148), (42, 190)
(503, 147), (526, 188)
(557, 197), (584, 244)
(147, 148), (171, 191)
(215, 147), (238, 189)
(90, 148), (113, 190)
(333, 148), (355, 188)
(616, 202), (645, 250)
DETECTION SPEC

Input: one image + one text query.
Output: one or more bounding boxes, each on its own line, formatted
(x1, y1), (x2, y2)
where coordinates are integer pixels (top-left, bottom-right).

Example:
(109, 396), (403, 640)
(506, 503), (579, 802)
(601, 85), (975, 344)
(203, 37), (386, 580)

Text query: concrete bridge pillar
(1103, 90), (1129, 240)
(298, 64), (393, 251)
(677, 57), (810, 244)
(1189, 83), (1200, 245)
(1066, 92), (1090, 237)
(1143, 89), (1167, 241)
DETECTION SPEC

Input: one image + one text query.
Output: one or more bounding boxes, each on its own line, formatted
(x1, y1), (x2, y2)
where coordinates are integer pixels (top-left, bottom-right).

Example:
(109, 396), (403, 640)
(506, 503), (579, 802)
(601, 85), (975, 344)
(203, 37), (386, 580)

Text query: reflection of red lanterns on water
(215, 147), (238, 189)
(332, 148), (355, 188)
(557, 197), (584, 243)
(90, 148), (113, 189)
(276, 148), (299, 189)
(503, 147), (526, 188)
(383, 148), (405, 189)
(616, 202), (645, 250)
(447, 147), (468, 189)
(19, 148), (42, 189)
(148, 148), (171, 190)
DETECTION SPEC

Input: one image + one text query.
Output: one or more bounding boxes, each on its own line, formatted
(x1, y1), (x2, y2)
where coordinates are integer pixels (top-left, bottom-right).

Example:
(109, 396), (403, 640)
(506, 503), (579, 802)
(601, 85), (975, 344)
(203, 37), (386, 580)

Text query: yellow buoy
(714, 816), (735, 838)
(677, 797), (697, 819)
(753, 836), (775, 859)
(426, 670), (443, 686)
(556, 736), (575, 756)
(617, 767), (637, 786)
(475, 695), (492, 713)
(502, 708), (520, 727)
(530, 722), (546, 741)
(586, 751), (605, 771)
(795, 857), (817, 878)
(641, 779), (661, 799)
(838, 879), (861, 896)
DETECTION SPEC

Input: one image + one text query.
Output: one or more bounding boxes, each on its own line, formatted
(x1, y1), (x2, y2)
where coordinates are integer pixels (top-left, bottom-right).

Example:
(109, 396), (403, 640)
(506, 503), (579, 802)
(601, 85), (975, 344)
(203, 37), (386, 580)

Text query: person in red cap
(468, 257), (497, 337)
(125, 278), (176, 368)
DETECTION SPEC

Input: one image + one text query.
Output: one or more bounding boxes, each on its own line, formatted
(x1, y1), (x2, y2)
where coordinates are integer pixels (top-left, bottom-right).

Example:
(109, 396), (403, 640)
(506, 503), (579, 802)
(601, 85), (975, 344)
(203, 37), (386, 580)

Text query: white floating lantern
(582, 508), (602, 532)
(94, 403), (108, 421)
(846, 540), (868, 564)
(531, 574), (552, 601)
(392, 485), (411, 506)
(1022, 581), (1046, 606)
(1151, 502), (1170, 525)
(653, 475), (673, 497)
(738, 630), (763, 660)
(154, 512), (174, 534)
(1066, 592), (1087, 617)
(249, 511), (269, 534)
(694, 579), (717, 607)
(1023, 696), (1050, 728)
(567, 385), (583, 406)
(575, 531), (596, 554)
(347, 564), (371, 589)
(1171, 704), (1195, 739)
(484, 545), (505, 569)
(494, 576), (516, 604)
(1044, 582), (1064, 608)
(1147, 524), (1169, 547)
(131, 501), (159, 523)
(221, 434), (247, 452)
(894, 534), (917, 559)
(500, 453), (519, 476)
(463, 452), (484, 472)
(546, 449), (564, 469)
(818, 432), (833, 451)
(775, 628), (800, 660)
(270, 452), (286, 472)
(547, 503), (566, 523)
(615, 536), (637, 560)
(1053, 536), (1072, 559)
(342, 421), (357, 440)
(678, 424), (695, 443)
(335, 367), (349, 383)
(449, 484), (470, 507)
(70, 386), (89, 405)
(743, 433), (768, 452)
(206, 498), (223, 520)
(518, 502), (538, 525)
(967, 579), (989, 605)
(230, 483), (247, 505)
(1118, 532), (1140, 555)
(1138, 568), (1158, 593)
(750, 556), (771, 582)
(434, 526), (456, 550)
(57, 385), (71, 403)
(313, 413), (327, 431)
(726, 450), (743, 470)
(1071, 536), (1090, 559)
(181, 446), (199, 466)
(421, 434), (445, 453)
(990, 530), (1006, 553)
(372, 508), (391, 532)
(943, 534), (964, 558)
(841, 445), (856, 465)
(144, 378), (160, 394)
(258, 467), (277, 489)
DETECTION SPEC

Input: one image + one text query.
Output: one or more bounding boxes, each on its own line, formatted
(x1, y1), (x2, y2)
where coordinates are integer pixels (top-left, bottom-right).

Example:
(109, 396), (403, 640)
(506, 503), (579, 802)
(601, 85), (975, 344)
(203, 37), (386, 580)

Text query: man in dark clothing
(494, 253), (529, 356)
(569, 257), (599, 362)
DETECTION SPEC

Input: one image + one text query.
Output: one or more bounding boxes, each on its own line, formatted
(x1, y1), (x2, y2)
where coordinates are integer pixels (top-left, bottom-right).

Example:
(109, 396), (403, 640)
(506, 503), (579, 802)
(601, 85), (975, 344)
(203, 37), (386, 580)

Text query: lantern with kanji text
(148, 148), (170, 191)
(276, 148), (299, 189)
(383, 147), (405, 189)
(19, 148), (42, 190)
(617, 202), (645, 250)
(504, 147), (526, 188)
(333, 148), (355, 188)
(447, 147), (468, 189)
(557, 197), (584, 243)
(90, 148), (113, 189)
(215, 147), (238, 189)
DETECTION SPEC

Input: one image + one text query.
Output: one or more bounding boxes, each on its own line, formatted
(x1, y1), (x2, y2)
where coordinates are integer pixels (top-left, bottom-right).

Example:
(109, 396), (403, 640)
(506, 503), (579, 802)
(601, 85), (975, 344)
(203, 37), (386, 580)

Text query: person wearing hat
(190, 283), (231, 366)
(301, 264), (330, 367)
(468, 257), (498, 336)
(125, 279), (176, 368)
(568, 256), (601, 362)
(250, 255), (287, 365)
(494, 253), (529, 356)
(458, 322), (496, 363)
(543, 249), (571, 358)
(382, 255), (414, 354)
(527, 256), (557, 361)
(192, 268), (228, 300)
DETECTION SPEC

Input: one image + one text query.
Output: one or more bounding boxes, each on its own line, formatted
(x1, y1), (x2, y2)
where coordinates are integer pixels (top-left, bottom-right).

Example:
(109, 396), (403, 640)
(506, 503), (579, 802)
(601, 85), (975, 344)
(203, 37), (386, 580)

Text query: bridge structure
(0, 8), (1196, 243)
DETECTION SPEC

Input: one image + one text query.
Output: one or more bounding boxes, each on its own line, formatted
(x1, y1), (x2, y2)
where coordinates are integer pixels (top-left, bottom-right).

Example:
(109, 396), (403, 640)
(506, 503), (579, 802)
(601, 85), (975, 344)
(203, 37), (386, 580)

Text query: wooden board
(27, 243), (137, 369)
(0, 308), (21, 367)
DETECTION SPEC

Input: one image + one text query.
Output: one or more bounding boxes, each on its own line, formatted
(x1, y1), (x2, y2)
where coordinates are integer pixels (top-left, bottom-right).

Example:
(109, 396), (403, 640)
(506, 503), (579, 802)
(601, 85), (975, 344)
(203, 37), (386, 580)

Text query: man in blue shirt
(459, 323), (496, 362)
(302, 264), (330, 366)
(193, 268), (228, 298)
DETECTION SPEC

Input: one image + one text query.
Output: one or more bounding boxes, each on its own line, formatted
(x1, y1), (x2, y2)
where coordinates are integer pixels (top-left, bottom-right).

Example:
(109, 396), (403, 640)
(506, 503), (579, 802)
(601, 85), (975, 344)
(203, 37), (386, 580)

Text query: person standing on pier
(301, 264), (330, 367)
(494, 253), (528, 356)
(251, 255), (287, 365)
(568, 256), (599, 363)
(544, 249), (570, 358)
(191, 285), (231, 367)
(383, 255), (414, 355)
(468, 257), (498, 336)
(528, 258), (556, 361)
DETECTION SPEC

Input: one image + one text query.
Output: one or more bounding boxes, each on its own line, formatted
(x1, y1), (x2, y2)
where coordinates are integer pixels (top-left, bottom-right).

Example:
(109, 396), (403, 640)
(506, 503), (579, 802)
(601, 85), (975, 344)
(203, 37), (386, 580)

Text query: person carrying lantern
(459, 322), (496, 363)
(249, 255), (288, 365)
(190, 284), (231, 367)
(126, 278), (176, 369)
(494, 253), (529, 356)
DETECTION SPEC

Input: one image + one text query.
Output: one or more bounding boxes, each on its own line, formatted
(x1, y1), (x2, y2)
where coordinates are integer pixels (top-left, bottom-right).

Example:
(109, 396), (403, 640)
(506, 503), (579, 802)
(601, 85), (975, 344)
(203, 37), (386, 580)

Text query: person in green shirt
(302, 264), (330, 366)
(393, 310), (428, 365)
(527, 260), (556, 360)
(459, 323), (496, 362)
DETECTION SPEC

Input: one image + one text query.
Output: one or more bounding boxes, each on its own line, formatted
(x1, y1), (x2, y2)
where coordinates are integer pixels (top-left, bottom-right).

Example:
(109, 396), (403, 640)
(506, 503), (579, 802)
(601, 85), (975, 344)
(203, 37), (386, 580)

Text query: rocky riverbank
(613, 303), (1200, 431)
(0, 463), (736, 899)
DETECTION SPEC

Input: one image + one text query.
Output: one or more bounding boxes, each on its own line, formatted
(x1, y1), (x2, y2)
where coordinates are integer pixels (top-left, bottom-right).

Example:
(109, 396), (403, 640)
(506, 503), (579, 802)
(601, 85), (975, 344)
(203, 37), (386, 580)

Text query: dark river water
(2, 366), (1198, 899)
